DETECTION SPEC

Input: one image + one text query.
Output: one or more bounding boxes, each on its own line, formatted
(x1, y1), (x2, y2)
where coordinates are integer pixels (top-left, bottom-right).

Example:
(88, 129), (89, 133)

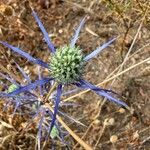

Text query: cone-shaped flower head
(49, 45), (84, 84)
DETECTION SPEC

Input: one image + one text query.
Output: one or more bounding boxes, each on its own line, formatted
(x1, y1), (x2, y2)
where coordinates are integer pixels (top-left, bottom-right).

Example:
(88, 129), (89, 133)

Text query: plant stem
(44, 82), (57, 102)
(46, 103), (93, 150)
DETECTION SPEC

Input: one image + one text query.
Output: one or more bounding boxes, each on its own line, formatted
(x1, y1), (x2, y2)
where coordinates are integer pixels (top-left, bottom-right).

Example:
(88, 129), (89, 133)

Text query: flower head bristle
(49, 45), (85, 84)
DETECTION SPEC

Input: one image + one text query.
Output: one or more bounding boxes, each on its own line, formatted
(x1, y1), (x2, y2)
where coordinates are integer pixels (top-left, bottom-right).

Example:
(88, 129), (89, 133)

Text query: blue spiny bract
(49, 45), (84, 84)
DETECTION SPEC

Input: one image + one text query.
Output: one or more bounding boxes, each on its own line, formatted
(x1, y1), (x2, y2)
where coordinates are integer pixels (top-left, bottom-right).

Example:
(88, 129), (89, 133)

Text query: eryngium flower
(0, 64), (78, 148)
(50, 45), (84, 84)
(0, 10), (128, 134)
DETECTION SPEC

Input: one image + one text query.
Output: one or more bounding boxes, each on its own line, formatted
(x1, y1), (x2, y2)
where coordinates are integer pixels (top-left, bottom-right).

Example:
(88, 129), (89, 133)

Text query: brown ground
(0, 0), (150, 150)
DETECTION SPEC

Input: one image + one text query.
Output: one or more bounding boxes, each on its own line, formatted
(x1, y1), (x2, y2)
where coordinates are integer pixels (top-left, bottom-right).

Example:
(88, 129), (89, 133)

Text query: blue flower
(0, 63), (38, 114)
(0, 63), (79, 148)
(0, 10), (128, 134)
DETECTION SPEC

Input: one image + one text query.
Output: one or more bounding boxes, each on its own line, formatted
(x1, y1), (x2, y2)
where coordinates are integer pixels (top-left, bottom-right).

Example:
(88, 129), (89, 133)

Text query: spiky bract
(49, 45), (84, 84)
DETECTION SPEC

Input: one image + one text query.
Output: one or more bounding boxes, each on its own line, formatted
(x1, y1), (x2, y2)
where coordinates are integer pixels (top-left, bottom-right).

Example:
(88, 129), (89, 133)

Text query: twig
(63, 57), (150, 103)
(73, 122), (93, 149)
(0, 63), (22, 83)
(118, 8), (148, 72)
(45, 103), (93, 150)
(44, 82), (57, 102)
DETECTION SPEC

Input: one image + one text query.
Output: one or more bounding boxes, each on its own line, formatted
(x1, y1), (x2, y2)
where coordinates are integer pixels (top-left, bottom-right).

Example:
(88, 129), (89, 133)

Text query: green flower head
(49, 45), (85, 84)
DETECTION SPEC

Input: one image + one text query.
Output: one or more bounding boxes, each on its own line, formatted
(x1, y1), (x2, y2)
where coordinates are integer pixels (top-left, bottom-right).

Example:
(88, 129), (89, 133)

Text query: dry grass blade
(45, 103), (93, 150)
(44, 82), (57, 102)
(63, 57), (150, 102)
(118, 7), (148, 72)
(64, 0), (94, 14)
(0, 119), (14, 129)
(0, 63), (22, 83)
